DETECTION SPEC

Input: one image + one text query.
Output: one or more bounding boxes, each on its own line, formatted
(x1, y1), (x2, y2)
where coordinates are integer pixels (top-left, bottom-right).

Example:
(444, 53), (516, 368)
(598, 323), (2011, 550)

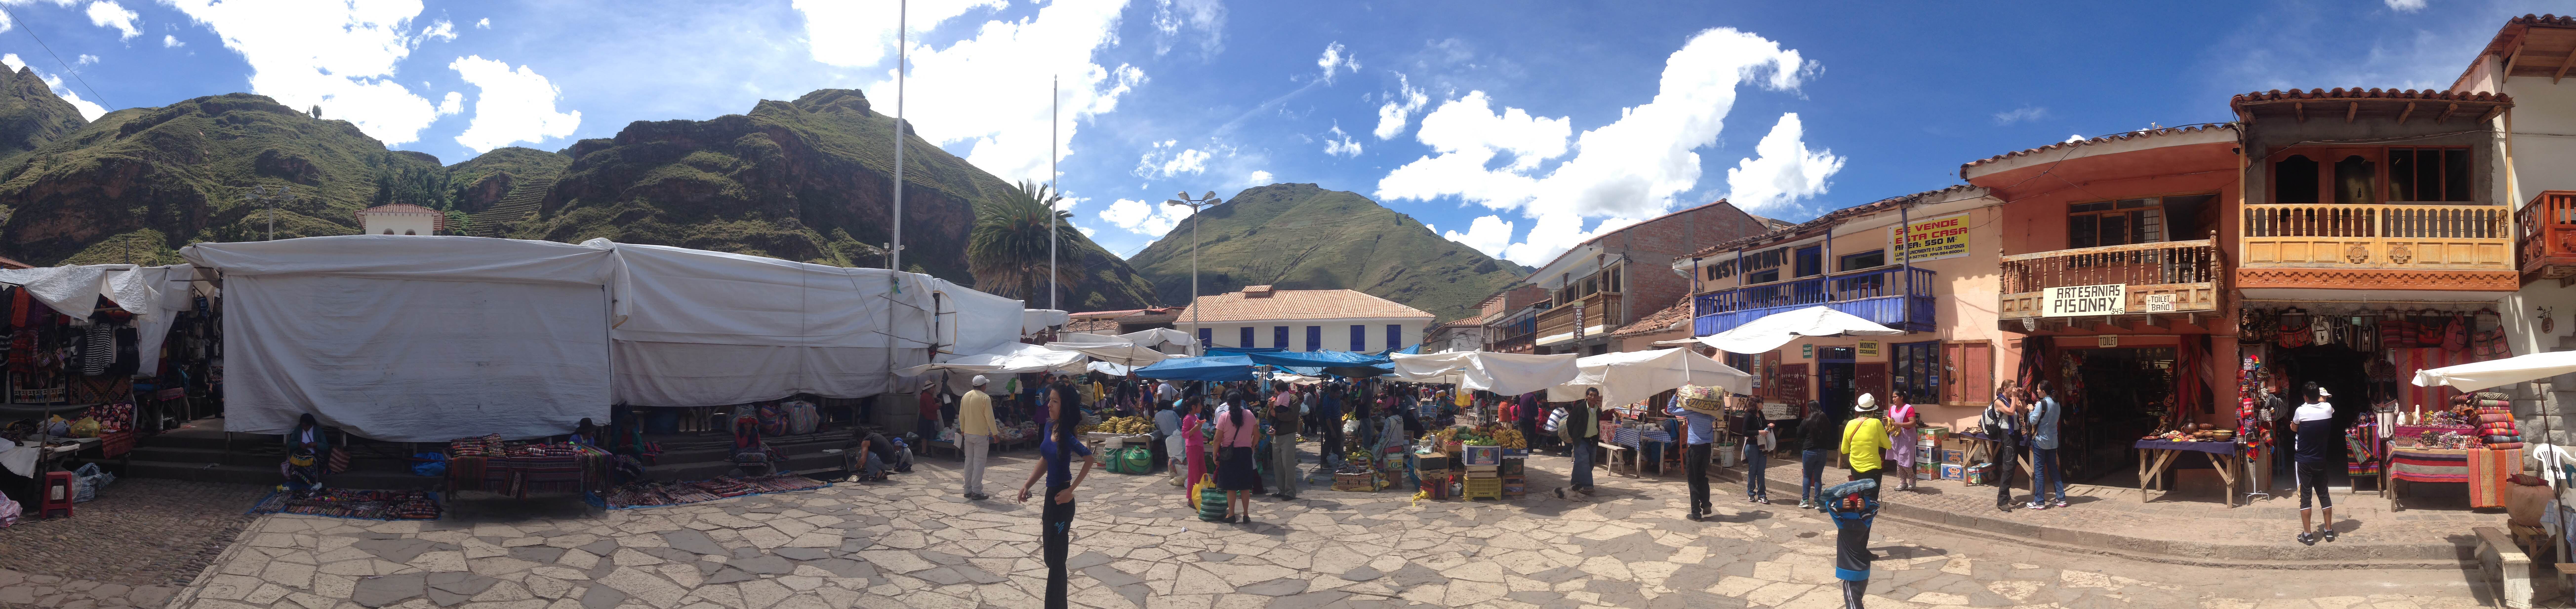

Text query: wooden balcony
(2237, 203), (2517, 291)
(1534, 293), (1622, 344)
(1998, 238), (2221, 322)
(2520, 190), (2576, 284)
(1692, 266), (1936, 336)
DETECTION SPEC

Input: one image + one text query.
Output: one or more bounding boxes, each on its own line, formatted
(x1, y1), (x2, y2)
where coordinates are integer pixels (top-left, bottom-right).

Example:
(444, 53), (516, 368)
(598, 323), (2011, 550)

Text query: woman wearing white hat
(1839, 394), (1891, 487)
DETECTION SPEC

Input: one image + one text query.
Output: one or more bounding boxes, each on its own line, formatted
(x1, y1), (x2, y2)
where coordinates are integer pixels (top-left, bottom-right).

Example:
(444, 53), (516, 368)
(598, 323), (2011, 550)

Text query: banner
(2041, 284), (2126, 317)
(1890, 212), (1972, 262)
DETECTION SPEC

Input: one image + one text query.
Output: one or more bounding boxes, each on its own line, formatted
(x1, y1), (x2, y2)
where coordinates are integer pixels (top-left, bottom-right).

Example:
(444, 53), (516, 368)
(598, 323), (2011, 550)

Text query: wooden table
(2135, 439), (2243, 506)
(1954, 431), (2032, 487)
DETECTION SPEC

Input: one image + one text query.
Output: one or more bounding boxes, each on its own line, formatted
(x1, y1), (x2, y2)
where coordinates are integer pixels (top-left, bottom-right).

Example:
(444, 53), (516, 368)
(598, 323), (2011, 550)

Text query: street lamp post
(1163, 191), (1221, 356)
(241, 185), (295, 241)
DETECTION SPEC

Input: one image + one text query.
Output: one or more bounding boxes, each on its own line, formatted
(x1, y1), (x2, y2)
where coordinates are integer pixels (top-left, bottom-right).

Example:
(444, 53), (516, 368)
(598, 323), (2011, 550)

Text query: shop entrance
(2057, 347), (2176, 482)
(2268, 344), (2370, 487)
(1818, 347), (1855, 424)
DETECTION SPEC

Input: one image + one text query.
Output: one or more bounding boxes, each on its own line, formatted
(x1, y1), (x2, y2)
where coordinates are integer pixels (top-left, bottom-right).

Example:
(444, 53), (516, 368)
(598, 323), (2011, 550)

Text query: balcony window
(1605, 265), (1622, 293)
(1892, 342), (1940, 404)
(1838, 249), (1884, 271)
(1794, 246), (1823, 278)
(2389, 147), (2472, 202)
(2067, 199), (2162, 248)
(1746, 268), (1779, 285)
(2275, 155), (2320, 204)
(2334, 155), (2376, 204)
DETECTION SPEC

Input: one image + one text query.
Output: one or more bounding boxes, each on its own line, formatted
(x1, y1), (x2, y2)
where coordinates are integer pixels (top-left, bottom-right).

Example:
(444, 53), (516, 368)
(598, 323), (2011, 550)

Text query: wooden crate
(1333, 472), (1378, 492)
(1463, 477), (1502, 500)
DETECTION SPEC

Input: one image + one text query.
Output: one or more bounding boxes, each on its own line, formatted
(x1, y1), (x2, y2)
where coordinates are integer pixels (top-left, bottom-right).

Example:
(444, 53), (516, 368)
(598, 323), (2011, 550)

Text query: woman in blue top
(1018, 381), (1095, 609)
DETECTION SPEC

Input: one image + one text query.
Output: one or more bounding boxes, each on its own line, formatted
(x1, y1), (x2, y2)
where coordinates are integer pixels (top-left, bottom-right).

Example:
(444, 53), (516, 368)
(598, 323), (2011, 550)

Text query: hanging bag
(2414, 309), (2444, 347)
(2275, 308), (2312, 348)
(2378, 307), (2407, 349)
(2444, 313), (2471, 352)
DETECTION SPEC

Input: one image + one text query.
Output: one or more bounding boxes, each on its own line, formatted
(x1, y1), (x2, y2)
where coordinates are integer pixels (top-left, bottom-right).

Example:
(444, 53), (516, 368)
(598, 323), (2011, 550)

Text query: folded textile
(2481, 413), (2517, 424)
(2489, 442), (2527, 450)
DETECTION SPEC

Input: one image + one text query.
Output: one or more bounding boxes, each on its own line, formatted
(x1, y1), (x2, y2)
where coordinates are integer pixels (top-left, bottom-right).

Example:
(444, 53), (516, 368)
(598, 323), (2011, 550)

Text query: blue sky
(0, 0), (2562, 266)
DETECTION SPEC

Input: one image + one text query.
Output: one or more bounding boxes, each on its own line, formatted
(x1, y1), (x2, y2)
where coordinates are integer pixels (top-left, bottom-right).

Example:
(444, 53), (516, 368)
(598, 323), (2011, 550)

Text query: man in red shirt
(918, 381), (944, 442)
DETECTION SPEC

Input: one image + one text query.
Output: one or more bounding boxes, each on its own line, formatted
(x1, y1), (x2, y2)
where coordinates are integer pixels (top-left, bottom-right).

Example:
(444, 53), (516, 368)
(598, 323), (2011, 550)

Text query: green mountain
(0, 93), (450, 266)
(0, 67), (85, 164)
(502, 89), (1158, 310)
(0, 88), (1161, 312)
(1125, 183), (1528, 321)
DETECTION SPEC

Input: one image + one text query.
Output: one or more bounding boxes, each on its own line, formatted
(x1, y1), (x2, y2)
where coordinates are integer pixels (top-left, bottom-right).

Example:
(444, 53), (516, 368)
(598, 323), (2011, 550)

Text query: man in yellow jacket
(957, 375), (999, 501)
(1839, 394), (1890, 486)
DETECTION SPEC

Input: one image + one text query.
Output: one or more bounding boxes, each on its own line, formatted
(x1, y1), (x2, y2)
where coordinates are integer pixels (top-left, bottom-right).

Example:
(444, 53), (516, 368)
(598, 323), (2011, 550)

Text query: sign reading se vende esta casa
(2040, 284), (2126, 317)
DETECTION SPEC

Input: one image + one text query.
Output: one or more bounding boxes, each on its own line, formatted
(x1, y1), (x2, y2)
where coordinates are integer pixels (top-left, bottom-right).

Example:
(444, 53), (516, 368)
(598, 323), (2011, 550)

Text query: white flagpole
(890, 0), (906, 271)
(1049, 75), (1059, 311)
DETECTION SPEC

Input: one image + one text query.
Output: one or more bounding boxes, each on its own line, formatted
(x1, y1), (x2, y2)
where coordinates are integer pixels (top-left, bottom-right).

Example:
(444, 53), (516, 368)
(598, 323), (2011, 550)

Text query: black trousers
(1685, 442), (1712, 512)
(1147, 436), (1167, 473)
(1991, 435), (2020, 507)
(1320, 422), (1344, 467)
(1042, 486), (1074, 609)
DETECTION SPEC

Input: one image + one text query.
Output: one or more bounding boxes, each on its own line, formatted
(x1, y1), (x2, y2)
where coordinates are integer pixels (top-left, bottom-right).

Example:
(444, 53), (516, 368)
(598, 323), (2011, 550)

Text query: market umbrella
(2411, 350), (2576, 392)
(1389, 351), (1580, 396)
(1045, 341), (1174, 367)
(1133, 355), (1258, 381)
(896, 343), (1083, 377)
(1546, 348), (1751, 408)
(1680, 305), (1906, 354)
(1118, 328), (1198, 353)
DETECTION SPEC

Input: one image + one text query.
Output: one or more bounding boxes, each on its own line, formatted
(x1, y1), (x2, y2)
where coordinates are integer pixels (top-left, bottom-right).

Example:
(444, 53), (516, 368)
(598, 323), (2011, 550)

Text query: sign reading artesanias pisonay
(2040, 284), (2126, 317)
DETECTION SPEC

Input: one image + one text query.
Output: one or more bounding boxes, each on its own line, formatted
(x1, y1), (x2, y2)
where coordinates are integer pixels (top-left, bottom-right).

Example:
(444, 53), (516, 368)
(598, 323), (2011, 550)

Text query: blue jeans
(1742, 444), (1769, 499)
(1801, 449), (1831, 502)
(1571, 440), (1594, 489)
(2030, 447), (2066, 503)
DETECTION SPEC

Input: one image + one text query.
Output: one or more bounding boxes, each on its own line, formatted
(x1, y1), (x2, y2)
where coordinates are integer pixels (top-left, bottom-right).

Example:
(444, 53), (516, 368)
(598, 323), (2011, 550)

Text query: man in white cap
(957, 375), (998, 500)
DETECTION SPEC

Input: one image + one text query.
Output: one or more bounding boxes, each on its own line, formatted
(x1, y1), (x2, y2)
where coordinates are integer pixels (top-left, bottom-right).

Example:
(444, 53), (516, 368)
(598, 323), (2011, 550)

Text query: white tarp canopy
(181, 236), (619, 441)
(2412, 351), (2576, 392)
(933, 278), (1030, 359)
(1057, 332), (1121, 344)
(595, 242), (938, 407)
(1389, 351), (1580, 396)
(1547, 347), (1751, 407)
(1024, 309), (1070, 334)
(1687, 306), (1906, 354)
(1044, 342), (1173, 367)
(898, 343), (1084, 377)
(0, 263), (204, 374)
(1119, 327), (1197, 353)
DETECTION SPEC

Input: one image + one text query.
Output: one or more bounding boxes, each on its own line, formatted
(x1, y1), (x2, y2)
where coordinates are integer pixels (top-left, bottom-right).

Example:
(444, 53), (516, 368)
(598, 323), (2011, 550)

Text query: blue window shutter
(1240, 326), (1254, 347)
(1387, 324), (1402, 352)
(1198, 328), (1211, 347)
(1306, 326), (1322, 352)
(1274, 326), (1289, 348)
(1350, 325), (1366, 352)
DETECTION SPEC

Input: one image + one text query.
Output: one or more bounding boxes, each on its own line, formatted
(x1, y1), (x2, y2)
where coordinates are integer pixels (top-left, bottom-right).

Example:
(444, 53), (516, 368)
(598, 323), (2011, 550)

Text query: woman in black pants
(1018, 383), (1095, 609)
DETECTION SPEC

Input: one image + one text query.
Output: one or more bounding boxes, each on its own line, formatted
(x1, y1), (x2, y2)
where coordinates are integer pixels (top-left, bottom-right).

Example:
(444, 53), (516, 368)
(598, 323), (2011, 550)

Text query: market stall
(2134, 435), (2242, 506)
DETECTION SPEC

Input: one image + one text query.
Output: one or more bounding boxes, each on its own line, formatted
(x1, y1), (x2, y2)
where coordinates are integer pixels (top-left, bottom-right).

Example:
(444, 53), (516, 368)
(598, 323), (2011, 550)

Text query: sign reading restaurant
(2040, 284), (2126, 317)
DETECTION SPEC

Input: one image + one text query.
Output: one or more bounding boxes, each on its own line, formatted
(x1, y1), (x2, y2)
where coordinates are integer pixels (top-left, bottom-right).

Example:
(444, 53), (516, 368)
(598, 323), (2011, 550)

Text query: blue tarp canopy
(1132, 355), (1257, 381)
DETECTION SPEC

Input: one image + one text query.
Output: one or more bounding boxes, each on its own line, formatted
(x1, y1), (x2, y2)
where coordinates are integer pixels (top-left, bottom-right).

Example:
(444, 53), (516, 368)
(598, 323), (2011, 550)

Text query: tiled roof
(1683, 185), (1984, 259)
(1175, 288), (1433, 324)
(1609, 296), (1692, 338)
(2454, 15), (2576, 91)
(1961, 123), (2235, 170)
(2228, 88), (2511, 108)
(1069, 309), (1145, 319)
(1063, 317), (1122, 334)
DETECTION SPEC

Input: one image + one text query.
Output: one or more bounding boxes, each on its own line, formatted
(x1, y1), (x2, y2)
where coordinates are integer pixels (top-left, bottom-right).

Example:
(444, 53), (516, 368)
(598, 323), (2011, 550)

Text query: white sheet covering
(2412, 350), (2576, 392)
(132, 265), (198, 373)
(1546, 348), (1750, 407)
(1389, 351), (1580, 396)
(1044, 342), (1172, 367)
(1692, 305), (1906, 354)
(216, 274), (612, 441)
(594, 243), (943, 406)
(183, 235), (614, 284)
(935, 278), (1027, 358)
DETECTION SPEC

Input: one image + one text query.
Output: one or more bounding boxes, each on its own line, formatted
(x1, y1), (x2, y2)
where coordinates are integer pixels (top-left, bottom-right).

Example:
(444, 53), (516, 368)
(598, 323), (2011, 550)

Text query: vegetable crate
(1463, 477), (1502, 500)
(1333, 472), (1378, 492)
(1462, 445), (1501, 466)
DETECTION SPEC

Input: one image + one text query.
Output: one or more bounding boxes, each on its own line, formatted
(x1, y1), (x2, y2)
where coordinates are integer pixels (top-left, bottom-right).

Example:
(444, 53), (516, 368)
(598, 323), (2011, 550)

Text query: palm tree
(969, 180), (1085, 300)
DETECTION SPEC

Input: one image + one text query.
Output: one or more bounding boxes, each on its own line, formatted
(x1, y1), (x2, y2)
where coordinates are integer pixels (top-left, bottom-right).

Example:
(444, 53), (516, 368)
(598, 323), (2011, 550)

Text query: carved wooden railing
(1534, 292), (1621, 340)
(2240, 203), (2511, 270)
(2519, 191), (2576, 281)
(1998, 236), (2220, 319)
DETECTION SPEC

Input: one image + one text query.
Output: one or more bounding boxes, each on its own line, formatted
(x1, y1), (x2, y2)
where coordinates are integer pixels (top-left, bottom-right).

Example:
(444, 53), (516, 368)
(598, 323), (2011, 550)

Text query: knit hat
(1853, 393), (1879, 413)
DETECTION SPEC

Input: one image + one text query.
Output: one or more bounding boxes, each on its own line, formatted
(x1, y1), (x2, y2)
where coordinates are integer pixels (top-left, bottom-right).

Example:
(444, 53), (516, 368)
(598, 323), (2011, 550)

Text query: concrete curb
(1872, 498), (2475, 570)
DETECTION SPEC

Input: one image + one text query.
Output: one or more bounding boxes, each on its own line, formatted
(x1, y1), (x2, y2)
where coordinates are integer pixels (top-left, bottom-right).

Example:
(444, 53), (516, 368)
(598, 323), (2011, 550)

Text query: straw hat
(1853, 393), (1879, 413)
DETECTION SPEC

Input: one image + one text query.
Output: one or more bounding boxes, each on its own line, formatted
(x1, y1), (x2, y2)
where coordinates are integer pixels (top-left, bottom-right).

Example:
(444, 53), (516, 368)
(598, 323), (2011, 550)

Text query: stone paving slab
(0, 477), (266, 608)
(147, 441), (2484, 609)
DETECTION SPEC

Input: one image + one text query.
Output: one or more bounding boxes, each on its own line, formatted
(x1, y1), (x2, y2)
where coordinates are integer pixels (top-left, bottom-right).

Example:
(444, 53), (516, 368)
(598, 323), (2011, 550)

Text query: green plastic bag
(1197, 484), (1229, 521)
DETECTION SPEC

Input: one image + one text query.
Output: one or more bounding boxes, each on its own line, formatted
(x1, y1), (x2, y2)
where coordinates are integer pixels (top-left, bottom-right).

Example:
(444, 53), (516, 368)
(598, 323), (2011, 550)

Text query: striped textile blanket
(2388, 448), (2469, 483)
(2470, 448), (2519, 509)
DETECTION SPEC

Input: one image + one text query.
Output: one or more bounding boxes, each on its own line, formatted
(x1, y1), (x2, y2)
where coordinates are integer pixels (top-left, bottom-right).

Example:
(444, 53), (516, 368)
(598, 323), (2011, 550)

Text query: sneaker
(1756, 497), (1771, 505)
(2051, 500), (2068, 508)
(1798, 500), (1813, 509)
(1686, 512), (1705, 522)
(2297, 532), (2316, 546)
(2025, 502), (2049, 511)
(2321, 527), (2337, 542)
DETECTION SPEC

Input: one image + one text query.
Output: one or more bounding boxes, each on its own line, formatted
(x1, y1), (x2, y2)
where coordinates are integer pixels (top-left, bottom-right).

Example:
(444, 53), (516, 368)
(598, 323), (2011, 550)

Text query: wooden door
(1942, 342), (1996, 406)
(1855, 362), (1890, 405)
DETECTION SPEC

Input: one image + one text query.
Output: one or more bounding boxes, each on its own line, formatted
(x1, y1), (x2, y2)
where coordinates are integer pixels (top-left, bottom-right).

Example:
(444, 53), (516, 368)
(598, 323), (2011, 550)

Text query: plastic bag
(410, 453), (447, 477)
(67, 417), (99, 438)
(71, 462), (111, 502)
(41, 416), (68, 438)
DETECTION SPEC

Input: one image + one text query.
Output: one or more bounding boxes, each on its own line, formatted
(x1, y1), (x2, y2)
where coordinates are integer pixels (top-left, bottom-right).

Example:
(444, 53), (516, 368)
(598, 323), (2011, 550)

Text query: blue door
(1306, 326), (1322, 351)
(1274, 326), (1290, 349)
(1349, 325), (1367, 352)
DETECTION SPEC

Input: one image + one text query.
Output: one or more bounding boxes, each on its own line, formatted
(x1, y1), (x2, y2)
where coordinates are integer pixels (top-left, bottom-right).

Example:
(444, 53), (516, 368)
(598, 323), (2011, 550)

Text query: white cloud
(1723, 113), (1843, 214)
(85, 1), (138, 40)
(1372, 73), (1428, 140)
(1246, 170), (1273, 185)
(2, 54), (20, 71)
(435, 90), (461, 116)
(793, 0), (1003, 67)
(1162, 148), (1209, 175)
(1149, 0), (1223, 56)
(473, 17), (489, 29)
(837, 0), (1143, 186)
(448, 55), (580, 152)
(1133, 140), (1214, 178)
(1323, 124), (1361, 158)
(1079, 226), (1096, 238)
(74, 54), (96, 66)
(1991, 105), (2045, 125)
(1374, 27), (1811, 265)
(161, 34), (181, 47)
(2065, 133), (2085, 143)
(1443, 215), (1515, 259)
(161, 0), (448, 145)
(420, 19), (455, 42)
(1317, 41), (1358, 83)
(1099, 197), (1189, 236)
(2385, 0), (2425, 11)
